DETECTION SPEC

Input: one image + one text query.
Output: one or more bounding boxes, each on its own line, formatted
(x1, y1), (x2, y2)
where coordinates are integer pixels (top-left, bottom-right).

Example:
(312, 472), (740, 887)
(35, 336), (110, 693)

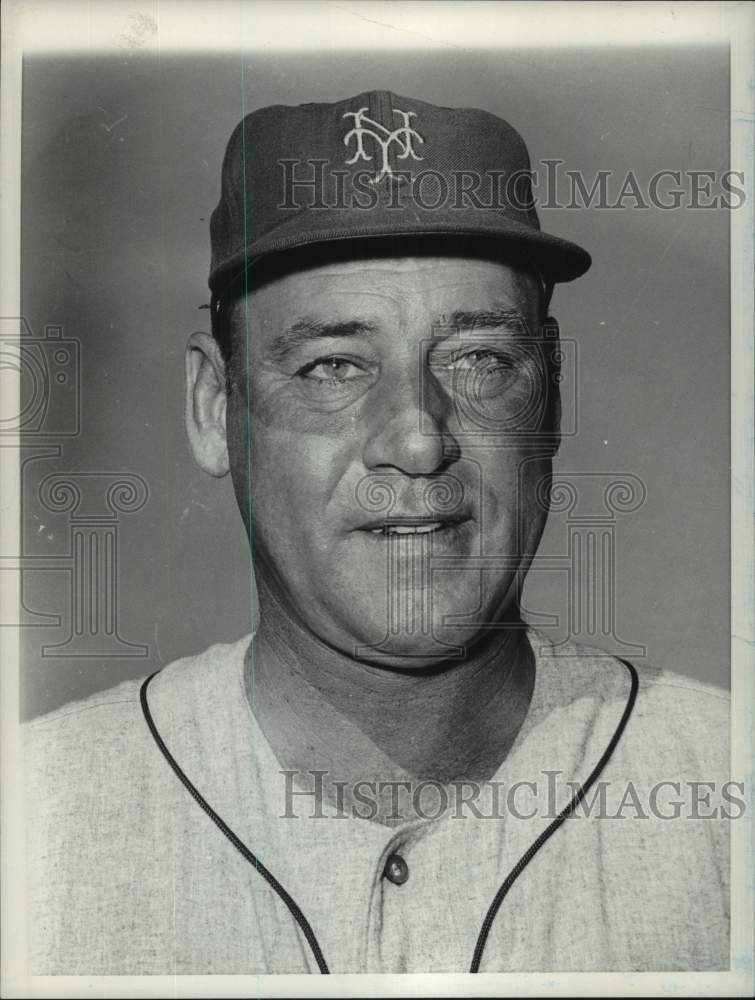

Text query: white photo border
(1, 2), (752, 997)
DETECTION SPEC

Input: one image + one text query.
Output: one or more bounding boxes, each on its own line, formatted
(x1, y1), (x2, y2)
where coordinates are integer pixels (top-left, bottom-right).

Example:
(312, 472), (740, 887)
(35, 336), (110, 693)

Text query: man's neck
(245, 579), (535, 823)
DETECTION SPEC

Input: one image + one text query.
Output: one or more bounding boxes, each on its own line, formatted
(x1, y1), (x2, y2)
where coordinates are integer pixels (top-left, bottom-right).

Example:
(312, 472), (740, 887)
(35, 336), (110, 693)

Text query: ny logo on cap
(342, 107), (424, 183)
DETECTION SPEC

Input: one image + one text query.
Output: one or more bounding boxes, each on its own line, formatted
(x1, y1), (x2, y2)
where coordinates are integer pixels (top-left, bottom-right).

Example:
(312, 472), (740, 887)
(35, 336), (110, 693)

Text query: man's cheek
(248, 378), (370, 437)
(473, 450), (548, 548)
(514, 452), (553, 554)
(249, 430), (349, 520)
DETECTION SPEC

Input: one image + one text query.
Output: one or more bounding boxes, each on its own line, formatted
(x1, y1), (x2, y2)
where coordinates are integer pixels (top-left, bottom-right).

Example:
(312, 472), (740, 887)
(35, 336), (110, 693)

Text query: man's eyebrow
(442, 307), (531, 334)
(269, 318), (379, 362)
(267, 306), (531, 361)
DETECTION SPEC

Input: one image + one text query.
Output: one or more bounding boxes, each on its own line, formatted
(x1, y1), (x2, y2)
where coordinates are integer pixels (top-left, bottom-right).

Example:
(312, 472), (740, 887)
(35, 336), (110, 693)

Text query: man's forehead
(224, 247), (547, 346)
(286, 253), (523, 275)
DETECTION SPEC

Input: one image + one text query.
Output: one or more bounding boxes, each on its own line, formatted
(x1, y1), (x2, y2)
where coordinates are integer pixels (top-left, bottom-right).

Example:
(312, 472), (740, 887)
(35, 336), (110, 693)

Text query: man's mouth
(357, 516), (469, 537)
(370, 521), (443, 536)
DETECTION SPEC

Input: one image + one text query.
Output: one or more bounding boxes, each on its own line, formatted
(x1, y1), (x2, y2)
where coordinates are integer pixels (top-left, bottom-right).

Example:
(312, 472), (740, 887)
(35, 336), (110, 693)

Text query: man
(25, 91), (730, 974)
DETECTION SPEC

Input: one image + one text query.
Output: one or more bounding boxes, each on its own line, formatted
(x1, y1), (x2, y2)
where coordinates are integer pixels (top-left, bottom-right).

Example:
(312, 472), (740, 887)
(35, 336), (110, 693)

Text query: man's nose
(361, 362), (458, 475)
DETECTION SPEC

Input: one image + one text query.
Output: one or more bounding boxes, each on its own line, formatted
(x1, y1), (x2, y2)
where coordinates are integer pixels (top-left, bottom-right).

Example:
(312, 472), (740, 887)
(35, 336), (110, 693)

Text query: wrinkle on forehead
(284, 254), (539, 289)
(230, 254), (545, 344)
(281, 254), (544, 313)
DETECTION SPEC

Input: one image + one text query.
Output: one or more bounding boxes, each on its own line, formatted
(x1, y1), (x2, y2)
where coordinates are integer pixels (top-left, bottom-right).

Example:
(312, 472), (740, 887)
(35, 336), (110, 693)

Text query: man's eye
(435, 348), (515, 373)
(458, 349), (511, 372)
(299, 357), (365, 383)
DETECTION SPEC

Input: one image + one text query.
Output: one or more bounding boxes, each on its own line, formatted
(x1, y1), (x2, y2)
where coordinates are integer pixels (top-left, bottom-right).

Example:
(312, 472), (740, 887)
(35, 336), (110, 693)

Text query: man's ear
(185, 331), (230, 477)
(543, 315), (562, 454)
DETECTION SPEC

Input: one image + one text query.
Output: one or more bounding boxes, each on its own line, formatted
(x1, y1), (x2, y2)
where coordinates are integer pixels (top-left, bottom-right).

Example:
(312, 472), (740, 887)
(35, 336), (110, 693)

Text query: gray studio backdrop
(19, 47), (730, 719)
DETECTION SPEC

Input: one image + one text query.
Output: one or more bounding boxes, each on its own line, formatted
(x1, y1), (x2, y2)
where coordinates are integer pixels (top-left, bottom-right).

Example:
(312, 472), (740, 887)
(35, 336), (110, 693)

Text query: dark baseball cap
(209, 90), (591, 296)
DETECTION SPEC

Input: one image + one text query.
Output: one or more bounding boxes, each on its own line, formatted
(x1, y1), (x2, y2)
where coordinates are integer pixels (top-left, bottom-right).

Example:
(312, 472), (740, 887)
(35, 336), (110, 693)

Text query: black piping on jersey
(140, 655), (639, 974)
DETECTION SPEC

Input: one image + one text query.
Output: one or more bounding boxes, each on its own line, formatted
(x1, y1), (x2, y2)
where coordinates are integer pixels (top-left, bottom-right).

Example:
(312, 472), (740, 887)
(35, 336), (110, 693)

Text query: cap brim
(210, 205), (591, 293)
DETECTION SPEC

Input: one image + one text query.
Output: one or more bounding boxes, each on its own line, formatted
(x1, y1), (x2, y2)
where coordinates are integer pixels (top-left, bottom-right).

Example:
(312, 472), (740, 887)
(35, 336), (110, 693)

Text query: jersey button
(384, 853), (409, 885)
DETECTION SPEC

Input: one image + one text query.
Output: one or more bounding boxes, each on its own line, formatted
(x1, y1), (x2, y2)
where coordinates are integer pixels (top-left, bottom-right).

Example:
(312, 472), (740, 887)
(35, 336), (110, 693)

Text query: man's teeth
(370, 523), (442, 535)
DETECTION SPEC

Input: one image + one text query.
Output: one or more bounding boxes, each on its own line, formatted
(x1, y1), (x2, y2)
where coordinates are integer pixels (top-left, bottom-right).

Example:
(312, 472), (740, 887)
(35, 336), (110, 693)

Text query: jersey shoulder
(527, 628), (730, 778)
(23, 634), (253, 793)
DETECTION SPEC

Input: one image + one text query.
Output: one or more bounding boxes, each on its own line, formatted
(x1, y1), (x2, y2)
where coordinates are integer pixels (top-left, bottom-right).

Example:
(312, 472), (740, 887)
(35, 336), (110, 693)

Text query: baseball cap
(209, 90), (591, 297)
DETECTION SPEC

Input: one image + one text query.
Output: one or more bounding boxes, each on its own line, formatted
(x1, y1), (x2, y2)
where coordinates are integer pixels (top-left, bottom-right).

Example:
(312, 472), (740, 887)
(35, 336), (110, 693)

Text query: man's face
(224, 252), (558, 667)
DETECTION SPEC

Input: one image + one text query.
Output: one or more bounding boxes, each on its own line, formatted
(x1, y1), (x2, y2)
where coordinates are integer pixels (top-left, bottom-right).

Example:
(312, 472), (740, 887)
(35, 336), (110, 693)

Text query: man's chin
(340, 619), (509, 671)
(315, 572), (521, 668)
